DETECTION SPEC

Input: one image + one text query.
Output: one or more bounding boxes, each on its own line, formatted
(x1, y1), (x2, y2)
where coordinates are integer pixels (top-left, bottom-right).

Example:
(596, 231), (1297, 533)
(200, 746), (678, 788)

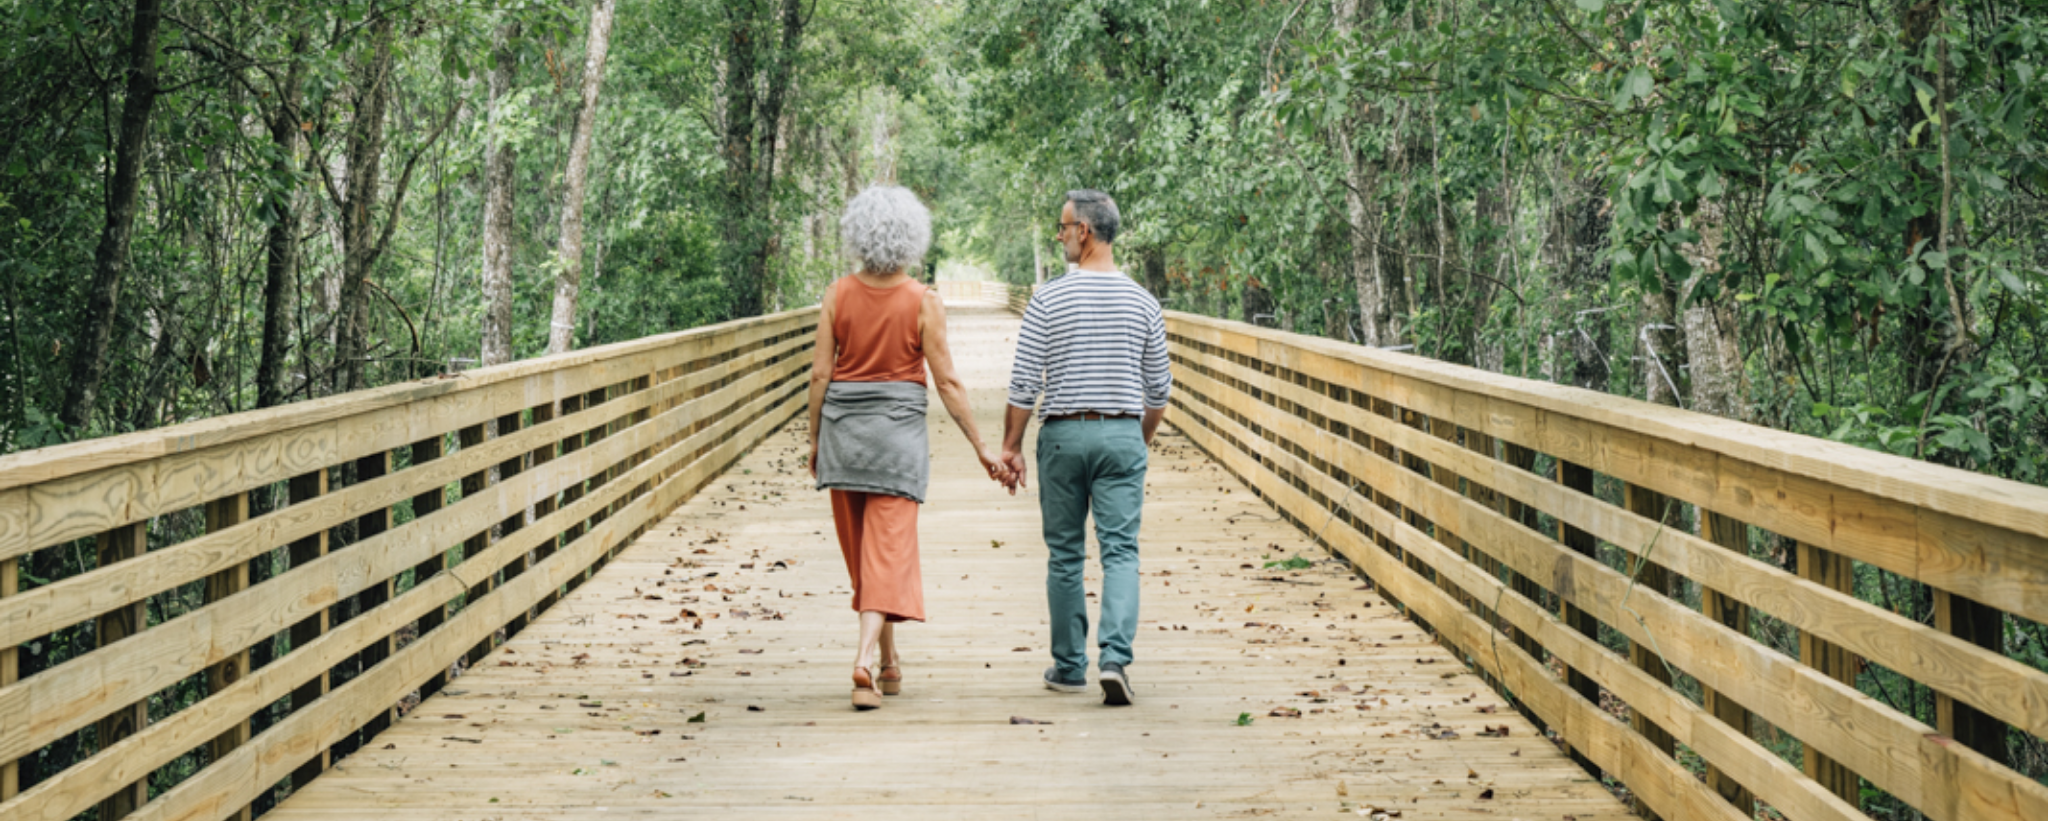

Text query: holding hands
(997, 448), (1027, 495)
(978, 444), (1019, 490)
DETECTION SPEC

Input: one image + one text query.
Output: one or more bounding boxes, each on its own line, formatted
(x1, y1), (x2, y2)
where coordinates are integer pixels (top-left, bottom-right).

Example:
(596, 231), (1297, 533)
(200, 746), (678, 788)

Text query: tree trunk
(1679, 199), (1746, 419)
(1469, 180), (1509, 371)
(1141, 250), (1169, 302)
(1641, 276), (1685, 408)
(719, 0), (764, 317)
(335, 14), (395, 393)
(58, 0), (163, 431)
(548, 0), (617, 355)
(480, 21), (521, 367)
(1242, 281), (1276, 326)
(127, 293), (180, 430)
(1897, 1), (1946, 397)
(1548, 173), (1612, 392)
(717, 0), (807, 317)
(1332, 0), (1393, 347)
(257, 34), (309, 409)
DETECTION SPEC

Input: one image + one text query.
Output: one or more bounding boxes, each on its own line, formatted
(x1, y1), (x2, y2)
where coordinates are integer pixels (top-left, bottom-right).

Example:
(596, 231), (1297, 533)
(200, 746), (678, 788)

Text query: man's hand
(1140, 407), (1166, 446)
(809, 441), (819, 479)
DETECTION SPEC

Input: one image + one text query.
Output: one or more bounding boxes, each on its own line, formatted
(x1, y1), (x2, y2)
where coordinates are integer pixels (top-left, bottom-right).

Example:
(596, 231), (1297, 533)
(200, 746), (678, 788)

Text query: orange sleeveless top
(830, 276), (927, 385)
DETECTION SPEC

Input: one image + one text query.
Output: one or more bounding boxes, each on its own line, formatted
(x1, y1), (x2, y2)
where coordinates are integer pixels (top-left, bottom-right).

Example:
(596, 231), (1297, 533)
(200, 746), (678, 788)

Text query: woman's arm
(921, 291), (1008, 481)
(806, 281), (839, 477)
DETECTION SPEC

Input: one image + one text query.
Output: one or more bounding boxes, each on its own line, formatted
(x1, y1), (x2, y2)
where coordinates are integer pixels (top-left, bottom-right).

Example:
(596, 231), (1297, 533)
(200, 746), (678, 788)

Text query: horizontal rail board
(0, 314), (807, 558)
(1165, 316), (2048, 544)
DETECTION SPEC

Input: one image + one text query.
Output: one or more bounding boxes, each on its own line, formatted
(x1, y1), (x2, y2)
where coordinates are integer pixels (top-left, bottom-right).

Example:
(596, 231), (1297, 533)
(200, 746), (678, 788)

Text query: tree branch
(365, 98), (464, 275)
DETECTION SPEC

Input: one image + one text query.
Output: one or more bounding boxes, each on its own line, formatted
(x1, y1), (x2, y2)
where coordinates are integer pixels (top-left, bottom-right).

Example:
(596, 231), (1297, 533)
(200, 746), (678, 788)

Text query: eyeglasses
(1054, 221), (1085, 236)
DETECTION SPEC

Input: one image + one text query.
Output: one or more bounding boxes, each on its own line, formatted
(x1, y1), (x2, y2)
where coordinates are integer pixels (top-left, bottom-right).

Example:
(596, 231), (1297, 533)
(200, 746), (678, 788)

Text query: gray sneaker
(1043, 666), (1087, 693)
(1099, 662), (1134, 706)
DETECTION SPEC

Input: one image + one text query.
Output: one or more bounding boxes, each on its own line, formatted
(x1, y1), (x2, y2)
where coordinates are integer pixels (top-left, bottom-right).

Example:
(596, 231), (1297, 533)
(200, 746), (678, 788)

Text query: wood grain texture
(1170, 387), (1749, 821)
(0, 338), (808, 821)
(1182, 341), (2048, 739)
(130, 381), (807, 821)
(93, 524), (148, 820)
(1175, 398), (1863, 821)
(0, 342), (808, 769)
(1167, 348), (2048, 821)
(1698, 511), (1756, 814)
(0, 311), (815, 495)
(0, 335), (809, 647)
(1164, 313), (2048, 544)
(1, 554), (13, 802)
(1170, 317), (2048, 629)
(1797, 542), (1861, 804)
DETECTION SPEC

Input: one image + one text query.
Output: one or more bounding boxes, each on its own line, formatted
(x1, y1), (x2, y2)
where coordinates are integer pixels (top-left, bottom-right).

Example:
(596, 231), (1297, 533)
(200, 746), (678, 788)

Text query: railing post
(540, 394), (584, 613)
(495, 410), (529, 637)
(203, 490), (253, 821)
(458, 423), (492, 666)
(1501, 443), (1546, 661)
(524, 400), (559, 626)
(1795, 541), (1861, 803)
(1621, 482), (1678, 821)
(286, 469), (330, 791)
(95, 523), (148, 819)
(1423, 418), (1468, 610)
(408, 435), (449, 698)
(1556, 460), (1601, 775)
(1934, 590), (2010, 762)
(0, 552), (13, 803)
(350, 451), (394, 739)
(1699, 512), (1756, 811)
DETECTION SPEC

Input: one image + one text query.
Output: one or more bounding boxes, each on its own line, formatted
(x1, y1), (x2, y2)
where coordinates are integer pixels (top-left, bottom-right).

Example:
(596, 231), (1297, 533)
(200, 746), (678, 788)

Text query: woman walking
(808, 186), (1008, 710)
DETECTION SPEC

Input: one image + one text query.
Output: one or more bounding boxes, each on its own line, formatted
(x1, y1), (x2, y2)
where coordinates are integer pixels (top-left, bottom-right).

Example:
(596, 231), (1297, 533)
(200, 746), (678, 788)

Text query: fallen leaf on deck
(1009, 716), (1051, 725)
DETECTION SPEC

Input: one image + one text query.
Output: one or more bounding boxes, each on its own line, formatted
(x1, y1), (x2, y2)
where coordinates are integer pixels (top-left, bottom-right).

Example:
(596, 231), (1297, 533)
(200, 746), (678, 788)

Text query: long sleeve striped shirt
(1006, 270), (1172, 418)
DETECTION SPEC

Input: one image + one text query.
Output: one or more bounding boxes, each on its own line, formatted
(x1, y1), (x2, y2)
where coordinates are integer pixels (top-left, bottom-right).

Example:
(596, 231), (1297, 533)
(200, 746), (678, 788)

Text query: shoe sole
(1044, 677), (1088, 694)
(1100, 671), (1133, 706)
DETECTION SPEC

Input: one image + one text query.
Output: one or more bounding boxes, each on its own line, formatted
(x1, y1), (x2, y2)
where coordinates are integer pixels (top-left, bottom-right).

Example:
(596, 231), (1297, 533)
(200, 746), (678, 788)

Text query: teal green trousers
(1036, 417), (1147, 676)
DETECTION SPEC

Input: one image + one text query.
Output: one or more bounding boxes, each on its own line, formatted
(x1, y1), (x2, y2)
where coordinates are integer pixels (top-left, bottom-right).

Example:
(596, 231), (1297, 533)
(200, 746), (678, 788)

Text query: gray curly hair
(840, 185), (932, 273)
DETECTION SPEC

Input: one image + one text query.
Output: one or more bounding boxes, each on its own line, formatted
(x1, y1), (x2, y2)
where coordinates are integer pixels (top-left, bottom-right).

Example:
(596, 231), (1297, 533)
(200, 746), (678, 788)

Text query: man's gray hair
(1067, 189), (1119, 245)
(841, 185), (932, 273)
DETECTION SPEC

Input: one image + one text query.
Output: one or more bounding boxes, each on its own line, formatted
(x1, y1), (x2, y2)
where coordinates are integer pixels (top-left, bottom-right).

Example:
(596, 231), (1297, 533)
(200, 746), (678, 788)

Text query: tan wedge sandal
(851, 666), (883, 711)
(878, 663), (903, 696)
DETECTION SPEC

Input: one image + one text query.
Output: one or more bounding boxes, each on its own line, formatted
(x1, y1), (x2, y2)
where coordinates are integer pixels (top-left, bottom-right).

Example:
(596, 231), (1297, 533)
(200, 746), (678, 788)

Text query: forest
(0, 0), (2043, 815)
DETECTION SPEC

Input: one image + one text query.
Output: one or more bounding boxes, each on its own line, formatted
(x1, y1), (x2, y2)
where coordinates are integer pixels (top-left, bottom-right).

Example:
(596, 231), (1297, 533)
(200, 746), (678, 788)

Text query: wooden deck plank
(265, 304), (1630, 820)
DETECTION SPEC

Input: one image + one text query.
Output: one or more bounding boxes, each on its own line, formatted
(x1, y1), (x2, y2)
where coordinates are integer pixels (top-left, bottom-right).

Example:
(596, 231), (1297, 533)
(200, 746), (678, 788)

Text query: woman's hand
(978, 445), (1013, 487)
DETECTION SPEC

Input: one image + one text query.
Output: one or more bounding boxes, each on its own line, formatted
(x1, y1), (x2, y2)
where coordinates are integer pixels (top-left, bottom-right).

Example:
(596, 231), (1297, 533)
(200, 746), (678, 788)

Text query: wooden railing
(1161, 312), (2047, 821)
(0, 309), (815, 821)
(936, 279), (1023, 308)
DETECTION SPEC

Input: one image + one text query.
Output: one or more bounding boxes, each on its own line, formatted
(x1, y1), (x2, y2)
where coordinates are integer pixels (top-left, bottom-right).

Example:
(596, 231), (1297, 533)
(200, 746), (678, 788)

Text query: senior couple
(806, 186), (1170, 711)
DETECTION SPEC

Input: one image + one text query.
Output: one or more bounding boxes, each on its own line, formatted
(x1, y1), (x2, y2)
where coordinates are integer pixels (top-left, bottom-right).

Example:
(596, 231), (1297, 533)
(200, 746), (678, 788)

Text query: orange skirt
(830, 490), (925, 622)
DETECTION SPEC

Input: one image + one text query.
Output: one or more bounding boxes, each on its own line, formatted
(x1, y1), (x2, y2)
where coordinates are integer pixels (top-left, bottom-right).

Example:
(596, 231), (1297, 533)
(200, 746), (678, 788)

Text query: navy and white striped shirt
(1007, 270), (1172, 418)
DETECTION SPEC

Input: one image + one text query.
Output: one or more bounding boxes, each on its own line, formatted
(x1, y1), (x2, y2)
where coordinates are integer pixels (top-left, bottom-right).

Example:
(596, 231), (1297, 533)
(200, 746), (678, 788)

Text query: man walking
(1000, 189), (1170, 706)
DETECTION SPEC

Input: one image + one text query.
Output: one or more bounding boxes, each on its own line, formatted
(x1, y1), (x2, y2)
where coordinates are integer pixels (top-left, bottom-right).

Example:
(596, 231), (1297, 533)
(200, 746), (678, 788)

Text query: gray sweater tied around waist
(815, 381), (929, 503)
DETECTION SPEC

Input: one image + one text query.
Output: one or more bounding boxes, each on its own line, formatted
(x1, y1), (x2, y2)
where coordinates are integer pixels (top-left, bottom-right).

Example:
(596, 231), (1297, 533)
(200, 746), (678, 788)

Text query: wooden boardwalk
(265, 303), (1631, 820)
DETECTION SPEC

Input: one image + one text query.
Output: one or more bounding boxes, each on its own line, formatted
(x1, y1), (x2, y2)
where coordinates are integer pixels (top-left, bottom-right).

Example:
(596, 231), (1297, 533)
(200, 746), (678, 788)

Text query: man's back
(1006, 270), (1170, 418)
